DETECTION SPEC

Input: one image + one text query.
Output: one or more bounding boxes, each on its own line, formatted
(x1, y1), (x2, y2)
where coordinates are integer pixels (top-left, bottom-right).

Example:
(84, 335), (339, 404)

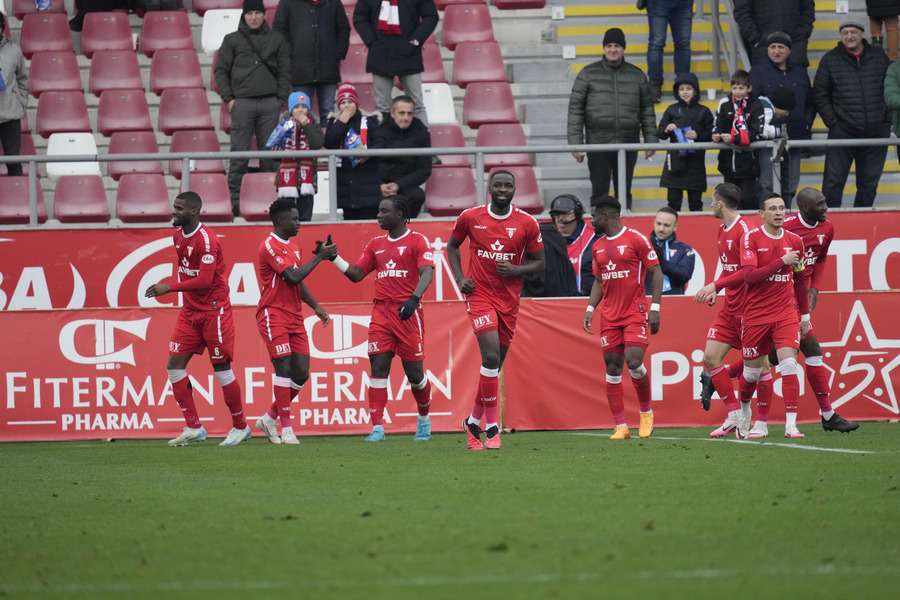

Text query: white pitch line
(571, 432), (873, 454)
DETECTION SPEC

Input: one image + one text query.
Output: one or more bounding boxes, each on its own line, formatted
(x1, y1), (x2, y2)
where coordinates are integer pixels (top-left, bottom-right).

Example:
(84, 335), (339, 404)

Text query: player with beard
(447, 170), (545, 450)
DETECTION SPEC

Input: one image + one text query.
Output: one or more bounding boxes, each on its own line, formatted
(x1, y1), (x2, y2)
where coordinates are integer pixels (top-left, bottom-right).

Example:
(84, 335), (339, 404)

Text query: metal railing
(700, 0), (751, 78)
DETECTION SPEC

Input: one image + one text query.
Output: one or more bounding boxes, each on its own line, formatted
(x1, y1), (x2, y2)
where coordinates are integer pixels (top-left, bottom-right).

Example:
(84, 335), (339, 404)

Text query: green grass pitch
(1, 423), (898, 599)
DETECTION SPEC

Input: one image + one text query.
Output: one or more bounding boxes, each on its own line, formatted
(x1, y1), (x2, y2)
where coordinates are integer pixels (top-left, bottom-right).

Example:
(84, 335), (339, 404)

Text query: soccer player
(330, 196), (435, 442)
(145, 191), (250, 446)
(447, 170), (545, 450)
(581, 195), (662, 440)
(750, 188), (859, 435)
(254, 199), (336, 445)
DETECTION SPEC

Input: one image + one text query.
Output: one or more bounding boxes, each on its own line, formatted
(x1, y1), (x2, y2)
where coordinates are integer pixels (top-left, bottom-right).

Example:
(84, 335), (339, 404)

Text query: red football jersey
(170, 223), (230, 312)
(451, 204), (543, 314)
(740, 227), (805, 325)
(591, 227), (659, 326)
(783, 214), (834, 290)
(356, 229), (435, 302)
(715, 215), (752, 315)
(257, 232), (304, 316)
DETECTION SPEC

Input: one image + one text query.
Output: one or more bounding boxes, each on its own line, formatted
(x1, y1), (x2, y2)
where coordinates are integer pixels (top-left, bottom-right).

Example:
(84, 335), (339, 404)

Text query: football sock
(779, 358), (800, 414)
(606, 374), (626, 426)
(266, 402), (278, 420)
(168, 369), (202, 429)
(740, 400), (752, 420)
(755, 371), (774, 423)
(629, 364), (652, 413)
(725, 359), (743, 379)
(805, 358), (834, 413)
(368, 378), (389, 426)
(785, 412), (798, 428)
(479, 366), (500, 428)
(290, 379), (303, 401)
(274, 376), (293, 428)
(710, 366), (739, 412)
(216, 370), (246, 429)
(410, 377), (431, 417)
(738, 372), (758, 404)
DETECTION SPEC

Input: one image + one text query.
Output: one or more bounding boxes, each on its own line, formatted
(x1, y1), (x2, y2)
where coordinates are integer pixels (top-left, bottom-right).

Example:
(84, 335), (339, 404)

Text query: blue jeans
(295, 83), (338, 126)
(821, 123), (890, 208)
(646, 0), (693, 85)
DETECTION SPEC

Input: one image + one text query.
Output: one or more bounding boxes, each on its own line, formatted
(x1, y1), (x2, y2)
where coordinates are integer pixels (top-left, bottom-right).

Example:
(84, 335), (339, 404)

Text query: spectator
(734, 0), (815, 68)
(567, 27), (657, 211)
(813, 21), (891, 208)
(883, 57), (900, 158)
(656, 72), (713, 212)
(273, 0), (351, 126)
(0, 12), (29, 178)
(644, 207), (695, 295)
(550, 194), (597, 295)
(353, 0), (439, 125)
(750, 32), (815, 209)
(866, 1), (900, 62)
(644, 0), (694, 103)
(324, 82), (386, 220)
(69, 1), (119, 32)
(216, 0), (291, 217)
(712, 69), (765, 210)
(379, 95), (432, 218)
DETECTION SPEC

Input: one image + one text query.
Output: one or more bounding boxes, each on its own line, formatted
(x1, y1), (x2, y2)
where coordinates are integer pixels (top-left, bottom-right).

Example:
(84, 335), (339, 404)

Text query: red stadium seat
(453, 41), (506, 88)
(429, 124), (469, 167)
(346, 9), (362, 45)
(434, 0), (484, 10)
(140, 11), (193, 58)
(21, 112), (31, 133)
(463, 81), (518, 128)
(28, 51), (82, 98)
(265, 7), (276, 27)
(0, 177), (48, 224)
(441, 4), (494, 51)
(493, 0), (545, 8)
(264, 0), (281, 8)
(89, 50), (143, 96)
(193, 0), (242, 16)
(425, 167), (478, 216)
(20, 13), (73, 59)
(180, 174), (234, 221)
(421, 40), (446, 84)
(354, 82), (377, 112)
(158, 88), (214, 135)
(81, 12), (134, 58)
(54, 175), (110, 223)
(116, 174), (172, 223)
(0, 134), (38, 177)
(168, 129), (225, 179)
(239, 172), (278, 221)
(107, 131), (164, 181)
(150, 49), (204, 95)
(36, 92), (91, 138)
(341, 0), (356, 8)
(476, 122), (531, 171)
(488, 166), (541, 214)
(97, 89), (153, 137)
(13, 0), (66, 21)
(340, 44), (369, 85)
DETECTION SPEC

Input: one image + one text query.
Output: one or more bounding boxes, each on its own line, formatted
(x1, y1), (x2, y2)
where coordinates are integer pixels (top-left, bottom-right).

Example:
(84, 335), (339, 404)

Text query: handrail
(701, 0), (752, 78)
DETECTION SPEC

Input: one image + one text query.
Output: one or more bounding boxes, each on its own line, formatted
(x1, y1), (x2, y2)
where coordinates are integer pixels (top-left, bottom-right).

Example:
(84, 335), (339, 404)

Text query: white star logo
(490, 240), (504, 252)
(605, 260), (616, 271)
(386, 259), (396, 269)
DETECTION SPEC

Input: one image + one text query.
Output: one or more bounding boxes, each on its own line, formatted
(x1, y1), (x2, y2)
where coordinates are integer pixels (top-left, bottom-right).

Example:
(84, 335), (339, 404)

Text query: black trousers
(0, 119), (23, 177)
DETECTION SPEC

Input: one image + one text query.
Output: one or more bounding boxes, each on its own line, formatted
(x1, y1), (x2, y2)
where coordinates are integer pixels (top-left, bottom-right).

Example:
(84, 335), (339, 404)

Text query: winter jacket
(567, 57), (657, 145)
(714, 93), (765, 178)
(0, 34), (28, 124)
(813, 41), (891, 138)
(353, 0), (439, 77)
(273, 0), (350, 85)
(521, 222), (579, 298)
(883, 60), (900, 136)
(866, 0), (900, 18)
(644, 232), (695, 296)
(378, 113), (432, 189)
(324, 110), (386, 210)
(656, 73), (713, 192)
(733, 0), (815, 49)
(749, 58), (815, 140)
(215, 20), (291, 104)
(563, 220), (599, 295)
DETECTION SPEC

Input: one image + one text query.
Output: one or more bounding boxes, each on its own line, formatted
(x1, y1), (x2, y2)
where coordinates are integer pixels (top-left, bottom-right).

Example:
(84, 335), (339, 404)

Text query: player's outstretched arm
(283, 239), (338, 286)
(300, 282), (330, 327)
(447, 236), (475, 294)
(647, 264), (662, 335)
(582, 278), (603, 335)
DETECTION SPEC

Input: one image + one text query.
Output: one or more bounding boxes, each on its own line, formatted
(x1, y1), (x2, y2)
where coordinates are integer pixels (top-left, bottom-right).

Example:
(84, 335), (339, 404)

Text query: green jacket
(884, 60), (900, 137)
(215, 20), (291, 104)
(567, 58), (657, 145)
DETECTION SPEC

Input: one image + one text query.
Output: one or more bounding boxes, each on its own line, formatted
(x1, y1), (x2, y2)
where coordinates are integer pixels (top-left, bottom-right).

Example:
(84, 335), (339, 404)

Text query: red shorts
(257, 308), (309, 359)
(741, 319), (800, 360)
(600, 320), (649, 354)
(170, 307), (235, 364)
(707, 311), (742, 348)
(367, 302), (425, 362)
(465, 296), (518, 347)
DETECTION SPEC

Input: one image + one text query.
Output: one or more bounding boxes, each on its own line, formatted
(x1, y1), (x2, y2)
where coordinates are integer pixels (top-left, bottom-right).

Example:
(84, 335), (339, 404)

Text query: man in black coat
(353, 0), (439, 125)
(734, 0), (815, 67)
(379, 95), (432, 218)
(813, 21), (891, 208)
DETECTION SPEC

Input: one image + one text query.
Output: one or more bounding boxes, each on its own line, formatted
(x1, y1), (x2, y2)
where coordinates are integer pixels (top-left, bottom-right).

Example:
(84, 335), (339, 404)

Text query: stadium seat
(340, 0), (356, 7)
(346, 9), (362, 45)
(424, 167), (477, 216)
(488, 166), (542, 214)
(89, 50), (143, 96)
(340, 44), (369, 85)
(54, 175), (110, 223)
(180, 174), (233, 221)
(201, 9), (242, 57)
(28, 51), (82, 98)
(194, 0), (242, 17)
(421, 83), (458, 125)
(13, 0), (66, 20)
(0, 177), (48, 225)
(434, 0), (484, 10)
(265, 7), (276, 27)
(354, 82), (377, 113)
(210, 50), (220, 93)
(20, 12), (73, 59)
(476, 122), (531, 172)
(463, 81), (518, 128)
(421, 40), (446, 84)
(429, 124), (469, 167)
(264, 0), (281, 9)
(158, 88), (214, 135)
(20, 113), (30, 133)
(239, 172), (278, 221)
(140, 11), (193, 58)
(441, 4), (494, 51)
(97, 89), (153, 137)
(107, 131), (164, 181)
(116, 174), (172, 223)
(36, 92), (91, 138)
(0, 134), (38, 176)
(453, 41), (506, 88)
(81, 12), (134, 58)
(493, 0), (545, 8)
(45, 132), (102, 182)
(312, 170), (333, 216)
(168, 129), (225, 179)
(150, 49), (204, 95)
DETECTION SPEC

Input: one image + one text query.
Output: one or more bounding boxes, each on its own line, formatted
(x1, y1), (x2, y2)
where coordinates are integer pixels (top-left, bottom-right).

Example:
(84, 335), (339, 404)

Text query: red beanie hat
(336, 82), (360, 107)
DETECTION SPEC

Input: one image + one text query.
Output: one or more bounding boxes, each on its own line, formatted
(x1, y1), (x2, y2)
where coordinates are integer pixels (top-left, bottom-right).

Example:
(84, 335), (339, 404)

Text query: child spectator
(712, 70), (765, 210)
(657, 72), (714, 212)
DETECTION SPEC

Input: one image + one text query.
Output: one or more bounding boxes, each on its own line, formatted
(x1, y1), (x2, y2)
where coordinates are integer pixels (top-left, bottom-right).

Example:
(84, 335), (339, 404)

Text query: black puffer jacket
(813, 41), (891, 138)
(324, 110), (386, 210)
(215, 20), (291, 104)
(733, 0), (815, 48)
(656, 72), (714, 191)
(378, 113), (432, 188)
(866, 0), (900, 18)
(353, 0), (439, 76)
(272, 0), (350, 85)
